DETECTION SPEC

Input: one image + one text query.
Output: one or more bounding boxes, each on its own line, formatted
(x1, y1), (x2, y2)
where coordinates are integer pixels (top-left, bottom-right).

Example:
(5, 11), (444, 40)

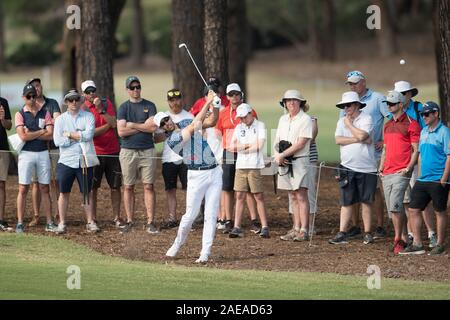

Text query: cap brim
(336, 102), (366, 109)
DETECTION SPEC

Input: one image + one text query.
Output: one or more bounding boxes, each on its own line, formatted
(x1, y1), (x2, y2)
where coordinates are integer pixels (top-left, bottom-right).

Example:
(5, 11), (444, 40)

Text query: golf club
(178, 43), (209, 87)
(309, 161), (325, 247)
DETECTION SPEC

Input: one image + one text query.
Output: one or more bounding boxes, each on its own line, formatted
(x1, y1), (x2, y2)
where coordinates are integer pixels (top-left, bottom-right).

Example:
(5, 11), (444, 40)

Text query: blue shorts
(57, 163), (93, 194)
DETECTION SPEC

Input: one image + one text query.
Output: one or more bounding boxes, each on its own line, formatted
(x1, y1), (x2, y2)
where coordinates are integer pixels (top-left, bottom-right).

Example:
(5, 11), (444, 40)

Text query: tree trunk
(433, 0), (450, 127)
(373, 0), (398, 57)
(171, 0), (205, 109)
(322, 0), (336, 61)
(0, 2), (6, 71)
(62, 0), (81, 96)
(204, 0), (229, 87)
(131, 0), (144, 66)
(227, 0), (248, 95)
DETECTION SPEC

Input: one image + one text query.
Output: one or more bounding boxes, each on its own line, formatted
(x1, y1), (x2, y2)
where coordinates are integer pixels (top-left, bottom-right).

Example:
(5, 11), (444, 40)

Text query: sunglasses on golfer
(160, 117), (170, 126)
(129, 85), (141, 91)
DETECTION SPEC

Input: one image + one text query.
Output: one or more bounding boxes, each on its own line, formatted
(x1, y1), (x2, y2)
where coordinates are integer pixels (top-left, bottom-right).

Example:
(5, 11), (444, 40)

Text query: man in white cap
(330, 91), (377, 245)
(158, 90), (222, 263)
(81, 80), (124, 228)
(275, 89), (312, 241)
(216, 83), (259, 234)
(228, 103), (269, 238)
(392, 80), (437, 248)
(343, 70), (389, 240)
(379, 91), (420, 254)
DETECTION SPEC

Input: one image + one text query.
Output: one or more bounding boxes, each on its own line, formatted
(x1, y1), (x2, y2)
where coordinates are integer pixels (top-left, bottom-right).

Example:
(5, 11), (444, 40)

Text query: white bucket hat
(336, 91), (366, 109)
(393, 81), (418, 97)
(236, 103), (252, 118)
(279, 89), (306, 107)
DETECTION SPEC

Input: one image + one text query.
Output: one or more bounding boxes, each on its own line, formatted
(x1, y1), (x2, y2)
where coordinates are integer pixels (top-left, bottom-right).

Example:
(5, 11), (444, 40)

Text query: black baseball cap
(23, 84), (37, 96)
(422, 101), (440, 113)
(167, 88), (182, 99)
(125, 76), (140, 88)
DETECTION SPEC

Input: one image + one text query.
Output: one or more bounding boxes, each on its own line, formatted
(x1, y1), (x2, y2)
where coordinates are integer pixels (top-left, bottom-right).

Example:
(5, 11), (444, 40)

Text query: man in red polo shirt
(379, 91), (420, 254)
(81, 80), (124, 228)
(216, 83), (259, 234)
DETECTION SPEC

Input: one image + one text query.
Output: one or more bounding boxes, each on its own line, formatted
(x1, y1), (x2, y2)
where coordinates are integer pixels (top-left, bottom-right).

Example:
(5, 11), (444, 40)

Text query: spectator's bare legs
(39, 184), (53, 224)
(111, 188), (121, 221)
(17, 184), (29, 224)
(340, 205), (352, 232)
(291, 188), (309, 231)
(31, 182), (40, 221)
(374, 189), (384, 228)
(253, 192), (268, 227)
(58, 193), (69, 226)
(92, 188), (98, 221)
(361, 202), (373, 233)
(0, 181), (5, 221)
(391, 211), (403, 240)
(166, 189), (177, 221)
(223, 190), (234, 221)
(435, 210), (447, 246)
(123, 185), (135, 223)
(233, 191), (246, 228)
(351, 203), (360, 227)
(409, 208), (423, 246)
(83, 191), (95, 224)
(246, 193), (257, 221)
(218, 192), (226, 221)
(422, 204), (436, 235)
(143, 183), (155, 224)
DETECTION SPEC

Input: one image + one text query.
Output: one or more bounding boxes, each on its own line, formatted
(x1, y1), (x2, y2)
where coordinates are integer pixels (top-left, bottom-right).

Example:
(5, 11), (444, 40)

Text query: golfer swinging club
(155, 90), (222, 263)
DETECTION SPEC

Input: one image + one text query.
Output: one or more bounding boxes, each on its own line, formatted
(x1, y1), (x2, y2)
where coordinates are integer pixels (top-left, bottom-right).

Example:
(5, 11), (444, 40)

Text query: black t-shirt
(117, 99), (157, 149)
(42, 96), (61, 149)
(0, 97), (12, 151)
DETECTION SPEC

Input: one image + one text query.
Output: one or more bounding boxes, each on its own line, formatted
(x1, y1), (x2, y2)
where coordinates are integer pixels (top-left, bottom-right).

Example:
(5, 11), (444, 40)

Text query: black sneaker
(373, 226), (387, 239)
(346, 226), (362, 239)
(407, 234), (414, 247)
(259, 227), (270, 238)
(229, 227), (244, 238)
(113, 218), (127, 229)
(146, 222), (160, 234)
(161, 219), (178, 230)
(329, 231), (348, 244)
(120, 222), (134, 234)
(222, 220), (233, 234)
(249, 219), (261, 234)
(398, 244), (426, 255)
(0, 220), (12, 232)
(363, 232), (374, 244)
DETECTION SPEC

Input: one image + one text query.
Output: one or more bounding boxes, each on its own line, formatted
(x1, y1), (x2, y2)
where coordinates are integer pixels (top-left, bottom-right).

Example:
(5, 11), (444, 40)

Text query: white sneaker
(54, 224), (67, 234)
(195, 255), (208, 264)
(166, 244), (179, 258)
(216, 221), (226, 230)
(86, 222), (100, 233)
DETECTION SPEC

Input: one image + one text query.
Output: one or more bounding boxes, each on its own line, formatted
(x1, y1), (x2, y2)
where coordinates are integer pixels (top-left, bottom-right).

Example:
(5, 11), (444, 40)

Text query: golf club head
(178, 43), (187, 49)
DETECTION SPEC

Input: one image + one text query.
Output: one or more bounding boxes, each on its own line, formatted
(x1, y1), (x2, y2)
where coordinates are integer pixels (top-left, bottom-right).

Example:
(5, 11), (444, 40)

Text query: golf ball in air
(400, 59), (406, 65)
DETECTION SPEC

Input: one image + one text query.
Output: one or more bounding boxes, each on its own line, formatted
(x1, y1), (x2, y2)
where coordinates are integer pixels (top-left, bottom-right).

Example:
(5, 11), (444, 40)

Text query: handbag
(79, 140), (100, 168)
(8, 133), (25, 153)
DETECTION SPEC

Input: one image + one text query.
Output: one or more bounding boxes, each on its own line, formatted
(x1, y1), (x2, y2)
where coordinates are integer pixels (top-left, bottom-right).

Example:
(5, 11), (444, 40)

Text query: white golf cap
(236, 103), (252, 118)
(336, 91), (366, 109)
(346, 70), (365, 84)
(154, 112), (170, 127)
(226, 83), (242, 94)
(383, 90), (405, 104)
(81, 80), (96, 93)
(393, 81), (418, 97)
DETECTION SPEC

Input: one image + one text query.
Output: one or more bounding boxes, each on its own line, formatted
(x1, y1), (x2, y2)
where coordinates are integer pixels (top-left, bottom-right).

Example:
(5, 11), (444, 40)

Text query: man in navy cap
(400, 102), (450, 255)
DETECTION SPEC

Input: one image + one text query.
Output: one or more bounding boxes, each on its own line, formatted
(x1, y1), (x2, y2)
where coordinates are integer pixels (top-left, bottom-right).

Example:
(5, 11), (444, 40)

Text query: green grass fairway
(0, 233), (449, 300)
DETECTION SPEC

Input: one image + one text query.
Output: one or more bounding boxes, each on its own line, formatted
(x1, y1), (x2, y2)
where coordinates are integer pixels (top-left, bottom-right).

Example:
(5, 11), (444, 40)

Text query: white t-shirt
(162, 109), (194, 163)
(335, 113), (377, 172)
(274, 110), (312, 157)
(232, 119), (266, 169)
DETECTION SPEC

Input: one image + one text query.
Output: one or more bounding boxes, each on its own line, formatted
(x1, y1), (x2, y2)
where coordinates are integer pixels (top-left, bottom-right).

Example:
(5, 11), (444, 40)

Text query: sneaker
(222, 220), (232, 234)
(86, 222), (100, 233)
(399, 244), (426, 255)
(428, 244), (445, 256)
(165, 244), (180, 258)
(54, 224), (67, 234)
(346, 226), (362, 239)
(259, 227), (270, 238)
(120, 221), (134, 234)
(249, 220), (261, 234)
(195, 255), (208, 264)
(407, 234), (414, 247)
(15, 223), (25, 234)
(161, 219), (178, 230)
(113, 218), (126, 229)
(146, 222), (160, 234)
(229, 227), (244, 238)
(216, 220), (226, 230)
(293, 230), (309, 242)
(0, 220), (13, 232)
(28, 216), (40, 227)
(329, 231), (348, 244)
(280, 229), (296, 241)
(45, 222), (58, 233)
(428, 233), (438, 248)
(393, 240), (407, 255)
(363, 232), (374, 245)
(373, 226), (387, 239)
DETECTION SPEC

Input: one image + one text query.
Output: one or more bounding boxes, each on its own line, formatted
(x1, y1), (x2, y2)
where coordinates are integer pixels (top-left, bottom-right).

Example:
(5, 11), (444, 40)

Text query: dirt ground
(3, 160), (449, 283)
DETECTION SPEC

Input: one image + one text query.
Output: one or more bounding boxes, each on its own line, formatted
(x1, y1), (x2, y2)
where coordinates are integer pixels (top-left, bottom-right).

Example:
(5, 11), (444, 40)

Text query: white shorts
(18, 150), (51, 185)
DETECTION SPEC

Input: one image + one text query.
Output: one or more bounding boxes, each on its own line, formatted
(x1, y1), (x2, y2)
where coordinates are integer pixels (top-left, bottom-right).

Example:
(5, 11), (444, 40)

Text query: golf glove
(213, 96), (221, 108)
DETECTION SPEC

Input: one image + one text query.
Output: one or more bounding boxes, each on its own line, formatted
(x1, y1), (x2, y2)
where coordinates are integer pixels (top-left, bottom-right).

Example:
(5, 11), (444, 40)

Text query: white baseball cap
(81, 80), (96, 93)
(226, 83), (242, 94)
(393, 81), (418, 97)
(336, 91), (366, 109)
(154, 112), (170, 127)
(346, 70), (365, 84)
(236, 103), (252, 118)
(383, 90), (405, 104)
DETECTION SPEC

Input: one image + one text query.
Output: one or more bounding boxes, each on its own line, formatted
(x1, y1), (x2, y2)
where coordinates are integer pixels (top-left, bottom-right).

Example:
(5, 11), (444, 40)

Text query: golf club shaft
(180, 44), (208, 87)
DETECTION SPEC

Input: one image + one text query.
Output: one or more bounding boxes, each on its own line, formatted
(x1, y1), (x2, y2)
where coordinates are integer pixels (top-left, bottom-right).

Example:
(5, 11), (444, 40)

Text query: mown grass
(0, 233), (449, 300)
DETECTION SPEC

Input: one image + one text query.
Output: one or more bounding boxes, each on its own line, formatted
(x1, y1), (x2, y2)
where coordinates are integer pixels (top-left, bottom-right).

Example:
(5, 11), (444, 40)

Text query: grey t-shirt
(117, 99), (157, 149)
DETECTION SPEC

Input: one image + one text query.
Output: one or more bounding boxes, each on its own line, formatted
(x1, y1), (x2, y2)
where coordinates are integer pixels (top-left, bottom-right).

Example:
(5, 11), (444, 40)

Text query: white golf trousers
(171, 165), (222, 258)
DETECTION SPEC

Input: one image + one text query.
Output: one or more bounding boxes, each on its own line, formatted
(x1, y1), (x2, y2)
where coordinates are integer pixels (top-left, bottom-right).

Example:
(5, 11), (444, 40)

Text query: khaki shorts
(278, 157), (311, 191)
(234, 169), (264, 193)
(403, 165), (418, 203)
(0, 152), (10, 181)
(119, 148), (156, 186)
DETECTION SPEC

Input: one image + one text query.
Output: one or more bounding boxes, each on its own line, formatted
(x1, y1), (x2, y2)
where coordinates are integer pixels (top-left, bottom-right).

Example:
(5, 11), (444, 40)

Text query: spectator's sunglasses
(26, 94), (36, 100)
(421, 111), (436, 117)
(167, 91), (181, 98)
(67, 97), (80, 103)
(84, 88), (96, 94)
(129, 85), (141, 91)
